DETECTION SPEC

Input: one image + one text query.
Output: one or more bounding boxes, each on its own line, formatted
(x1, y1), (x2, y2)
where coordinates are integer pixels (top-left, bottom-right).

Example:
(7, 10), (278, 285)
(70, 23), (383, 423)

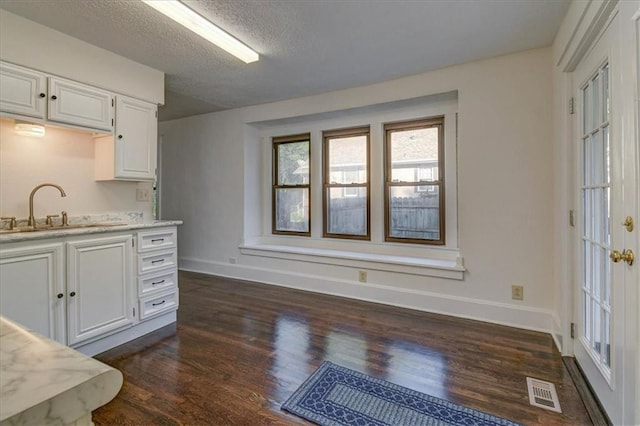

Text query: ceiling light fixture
(142, 0), (259, 64)
(14, 121), (45, 137)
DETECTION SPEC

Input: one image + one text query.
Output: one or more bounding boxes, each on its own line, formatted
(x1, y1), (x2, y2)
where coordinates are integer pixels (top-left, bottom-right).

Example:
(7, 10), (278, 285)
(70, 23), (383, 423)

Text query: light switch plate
(136, 188), (150, 202)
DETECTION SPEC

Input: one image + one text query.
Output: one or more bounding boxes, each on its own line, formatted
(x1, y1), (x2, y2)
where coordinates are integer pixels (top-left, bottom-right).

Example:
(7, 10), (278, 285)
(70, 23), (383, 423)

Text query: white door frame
(623, 5), (640, 423)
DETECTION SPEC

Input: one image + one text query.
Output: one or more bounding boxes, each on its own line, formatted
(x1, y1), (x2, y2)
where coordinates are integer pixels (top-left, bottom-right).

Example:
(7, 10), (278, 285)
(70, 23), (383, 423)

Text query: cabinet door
(66, 234), (134, 346)
(0, 61), (47, 119)
(48, 77), (113, 131)
(114, 96), (157, 179)
(0, 243), (65, 343)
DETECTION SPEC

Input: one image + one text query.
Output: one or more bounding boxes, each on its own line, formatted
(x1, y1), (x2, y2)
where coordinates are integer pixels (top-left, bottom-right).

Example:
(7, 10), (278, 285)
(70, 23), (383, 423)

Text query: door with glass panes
(573, 7), (638, 425)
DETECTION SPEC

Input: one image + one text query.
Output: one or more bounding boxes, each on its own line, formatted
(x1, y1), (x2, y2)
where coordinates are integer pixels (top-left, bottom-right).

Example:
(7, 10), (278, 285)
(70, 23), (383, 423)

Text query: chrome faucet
(28, 183), (67, 228)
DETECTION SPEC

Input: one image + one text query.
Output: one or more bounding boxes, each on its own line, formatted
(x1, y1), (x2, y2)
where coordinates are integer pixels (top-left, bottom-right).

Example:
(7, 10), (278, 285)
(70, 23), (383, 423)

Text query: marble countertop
(0, 316), (123, 425)
(0, 219), (182, 243)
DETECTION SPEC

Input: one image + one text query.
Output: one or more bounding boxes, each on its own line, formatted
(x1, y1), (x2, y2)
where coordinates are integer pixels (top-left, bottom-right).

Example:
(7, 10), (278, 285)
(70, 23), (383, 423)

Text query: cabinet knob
(57, 293), (63, 299)
(118, 135), (123, 139)
(39, 93), (46, 98)
(69, 291), (76, 297)
(51, 95), (57, 100)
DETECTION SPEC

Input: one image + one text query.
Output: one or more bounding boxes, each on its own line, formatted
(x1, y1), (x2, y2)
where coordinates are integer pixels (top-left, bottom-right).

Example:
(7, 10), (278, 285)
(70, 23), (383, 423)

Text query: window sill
(239, 244), (465, 280)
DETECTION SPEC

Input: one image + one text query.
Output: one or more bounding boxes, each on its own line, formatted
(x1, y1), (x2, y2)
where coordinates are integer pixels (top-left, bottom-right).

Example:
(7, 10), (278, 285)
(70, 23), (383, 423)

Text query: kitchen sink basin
(0, 223), (125, 235)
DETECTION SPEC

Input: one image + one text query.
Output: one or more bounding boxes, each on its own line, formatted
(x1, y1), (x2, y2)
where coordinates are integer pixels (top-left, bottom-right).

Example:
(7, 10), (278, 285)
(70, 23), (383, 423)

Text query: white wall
(0, 118), (152, 219)
(0, 11), (164, 105)
(161, 47), (556, 333)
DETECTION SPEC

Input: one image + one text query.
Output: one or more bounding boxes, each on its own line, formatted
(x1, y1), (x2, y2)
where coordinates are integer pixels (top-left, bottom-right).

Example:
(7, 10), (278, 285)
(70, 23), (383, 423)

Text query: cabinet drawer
(138, 249), (176, 274)
(137, 228), (177, 253)
(139, 269), (177, 296)
(139, 291), (178, 320)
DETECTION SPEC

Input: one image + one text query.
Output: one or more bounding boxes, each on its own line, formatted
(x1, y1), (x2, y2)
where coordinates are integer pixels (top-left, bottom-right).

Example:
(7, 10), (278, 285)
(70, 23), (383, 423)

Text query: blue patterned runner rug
(282, 361), (521, 426)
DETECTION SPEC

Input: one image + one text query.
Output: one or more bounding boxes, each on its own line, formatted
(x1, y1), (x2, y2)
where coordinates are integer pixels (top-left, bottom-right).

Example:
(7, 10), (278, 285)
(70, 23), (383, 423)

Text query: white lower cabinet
(136, 227), (179, 321)
(0, 226), (179, 352)
(0, 242), (65, 343)
(66, 234), (134, 347)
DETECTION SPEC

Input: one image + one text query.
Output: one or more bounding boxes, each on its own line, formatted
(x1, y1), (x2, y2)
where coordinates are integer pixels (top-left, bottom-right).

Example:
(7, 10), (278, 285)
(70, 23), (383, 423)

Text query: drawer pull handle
(151, 280), (165, 286)
(69, 292), (76, 297)
(152, 300), (166, 307)
(151, 259), (165, 264)
(57, 293), (63, 299)
(151, 238), (165, 243)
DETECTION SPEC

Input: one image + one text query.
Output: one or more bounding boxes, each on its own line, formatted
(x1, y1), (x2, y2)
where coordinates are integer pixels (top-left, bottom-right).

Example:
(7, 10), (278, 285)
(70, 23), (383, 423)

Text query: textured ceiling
(0, 0), (570, 121)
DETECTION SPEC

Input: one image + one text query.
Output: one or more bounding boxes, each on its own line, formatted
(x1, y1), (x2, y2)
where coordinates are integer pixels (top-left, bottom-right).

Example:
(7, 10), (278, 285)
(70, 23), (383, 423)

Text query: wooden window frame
(323, 126), (371, 240)
(272, 133), (311, 236)
(384, 117), (445, 245)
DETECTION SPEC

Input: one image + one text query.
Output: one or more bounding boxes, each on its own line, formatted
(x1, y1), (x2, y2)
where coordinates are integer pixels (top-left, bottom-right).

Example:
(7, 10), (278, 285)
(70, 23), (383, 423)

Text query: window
(384, 117), (444, 245)
(273, 134), (310, 236)
(323, 126), (370, 239)
(416, 165), (438, 193)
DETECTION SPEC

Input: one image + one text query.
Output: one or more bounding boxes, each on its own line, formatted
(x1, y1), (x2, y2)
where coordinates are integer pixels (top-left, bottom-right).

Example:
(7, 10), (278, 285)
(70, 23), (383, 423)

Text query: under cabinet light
(14, 121), (45, 137)
(142, 0), (259, 64)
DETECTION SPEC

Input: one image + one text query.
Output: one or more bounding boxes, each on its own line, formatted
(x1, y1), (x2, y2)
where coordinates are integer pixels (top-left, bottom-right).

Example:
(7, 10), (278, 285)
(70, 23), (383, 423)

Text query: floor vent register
(526, 377), (562, 413)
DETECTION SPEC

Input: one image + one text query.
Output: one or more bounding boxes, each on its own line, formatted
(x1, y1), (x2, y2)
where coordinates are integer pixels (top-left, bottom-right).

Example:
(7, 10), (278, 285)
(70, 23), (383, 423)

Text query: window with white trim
(250, 92), (461, 278)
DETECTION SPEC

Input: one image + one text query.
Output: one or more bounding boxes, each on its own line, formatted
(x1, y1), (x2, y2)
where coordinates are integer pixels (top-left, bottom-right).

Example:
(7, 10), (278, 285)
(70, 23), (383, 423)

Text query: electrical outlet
(358, 271), (367, 283)
(136, 188), (150, 202)
(512, 285), (524, 300)
(229, 257), (237, 264)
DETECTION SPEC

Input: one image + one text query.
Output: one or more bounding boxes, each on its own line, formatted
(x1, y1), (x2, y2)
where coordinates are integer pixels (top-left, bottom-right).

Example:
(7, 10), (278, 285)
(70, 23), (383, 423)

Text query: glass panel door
(573, 6), (639, 425)
(580, 63), (612, 377)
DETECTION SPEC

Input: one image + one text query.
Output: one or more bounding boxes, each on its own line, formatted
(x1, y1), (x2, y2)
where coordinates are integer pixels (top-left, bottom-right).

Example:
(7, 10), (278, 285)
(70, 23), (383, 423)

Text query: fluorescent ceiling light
(142, 0), (259, 64)
(14, 121), (45, 137)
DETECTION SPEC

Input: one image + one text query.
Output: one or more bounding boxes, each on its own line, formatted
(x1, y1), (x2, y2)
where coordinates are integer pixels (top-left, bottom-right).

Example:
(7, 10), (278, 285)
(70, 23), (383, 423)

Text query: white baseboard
(551, 312), (563, 353)
(180, 257), (555, 335)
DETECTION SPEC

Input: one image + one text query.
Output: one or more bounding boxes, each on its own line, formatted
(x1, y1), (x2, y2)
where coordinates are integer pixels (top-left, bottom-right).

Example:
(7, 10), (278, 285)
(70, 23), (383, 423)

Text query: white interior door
(573, 6), (639, 425)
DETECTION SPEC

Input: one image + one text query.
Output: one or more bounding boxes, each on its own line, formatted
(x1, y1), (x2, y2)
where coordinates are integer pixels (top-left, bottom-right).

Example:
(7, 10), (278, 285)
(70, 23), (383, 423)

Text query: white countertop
(0, 316), (123, 425)
(0, 220), (182, 243)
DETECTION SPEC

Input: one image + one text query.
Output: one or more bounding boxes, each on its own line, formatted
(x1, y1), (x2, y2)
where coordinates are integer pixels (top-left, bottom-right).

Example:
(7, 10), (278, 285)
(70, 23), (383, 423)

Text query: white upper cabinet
(0, 62), (47, 119)
(0, 61), (158, 181)
(0, 62), (115, 132)
(95, 95), (157, 181)
(48, 76), (113, 132)
(115, 96), (157, 179)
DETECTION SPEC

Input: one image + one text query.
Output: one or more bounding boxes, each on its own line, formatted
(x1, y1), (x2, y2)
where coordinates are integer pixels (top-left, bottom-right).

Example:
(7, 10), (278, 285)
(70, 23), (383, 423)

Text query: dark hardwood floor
(93, 271), (592, 425)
